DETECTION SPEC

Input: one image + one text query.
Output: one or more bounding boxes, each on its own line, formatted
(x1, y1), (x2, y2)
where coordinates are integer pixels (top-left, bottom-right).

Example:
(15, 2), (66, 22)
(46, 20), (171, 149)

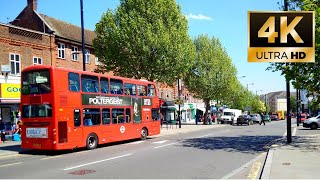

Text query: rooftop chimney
(27, 0), (37, 11)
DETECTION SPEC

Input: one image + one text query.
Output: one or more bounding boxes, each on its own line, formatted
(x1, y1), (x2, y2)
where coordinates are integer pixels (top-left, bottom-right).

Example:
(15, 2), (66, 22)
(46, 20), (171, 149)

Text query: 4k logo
(248, 11), (315, 62)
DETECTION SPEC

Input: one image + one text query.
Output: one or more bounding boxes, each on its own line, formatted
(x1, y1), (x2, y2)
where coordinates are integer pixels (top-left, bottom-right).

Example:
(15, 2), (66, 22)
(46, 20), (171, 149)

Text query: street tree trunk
(203, 99), (210, 125)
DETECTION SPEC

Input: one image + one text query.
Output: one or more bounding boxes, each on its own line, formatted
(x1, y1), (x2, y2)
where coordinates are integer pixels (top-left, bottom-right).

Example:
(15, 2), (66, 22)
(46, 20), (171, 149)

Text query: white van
(220, 109), (242, 125)
(303, 114), (320, 130)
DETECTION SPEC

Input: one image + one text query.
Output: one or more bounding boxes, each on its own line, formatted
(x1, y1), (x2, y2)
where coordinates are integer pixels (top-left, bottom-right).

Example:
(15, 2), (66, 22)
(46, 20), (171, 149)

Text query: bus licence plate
(26, 128), (48, 138)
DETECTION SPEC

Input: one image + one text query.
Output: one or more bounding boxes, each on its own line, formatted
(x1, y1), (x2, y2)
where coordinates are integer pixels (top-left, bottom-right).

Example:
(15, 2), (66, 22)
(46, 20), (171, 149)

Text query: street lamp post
(80, 0), (86, 71)
(256, 90), (263, 96)
(246, 83), (254, 90)
(284, 0), (292, 144)
(238, 76), (246, 79)
(177, 79), (181, 128)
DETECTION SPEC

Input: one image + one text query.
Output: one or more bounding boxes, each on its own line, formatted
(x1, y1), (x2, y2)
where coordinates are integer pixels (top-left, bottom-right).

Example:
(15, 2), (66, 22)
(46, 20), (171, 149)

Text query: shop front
(0, 83), (20, 131)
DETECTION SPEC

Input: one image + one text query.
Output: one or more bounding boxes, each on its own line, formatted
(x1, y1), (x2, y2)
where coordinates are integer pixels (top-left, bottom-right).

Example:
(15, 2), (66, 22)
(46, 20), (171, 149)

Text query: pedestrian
(1, 131), (5, 142)
(195, 114), (199, 125)
(259, 113), (265, 125)
(0, 118), (5, 132)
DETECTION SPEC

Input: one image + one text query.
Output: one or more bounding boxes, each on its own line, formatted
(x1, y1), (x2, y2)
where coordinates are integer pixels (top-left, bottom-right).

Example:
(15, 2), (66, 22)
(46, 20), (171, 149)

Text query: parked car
(262, 115), (271, 122)
(250, 114), (262, 124)
(237, 115), (253, 125)
(270, 114), (278, 121)
(303, 114), (320, 130)
(300, 113), (307, 122)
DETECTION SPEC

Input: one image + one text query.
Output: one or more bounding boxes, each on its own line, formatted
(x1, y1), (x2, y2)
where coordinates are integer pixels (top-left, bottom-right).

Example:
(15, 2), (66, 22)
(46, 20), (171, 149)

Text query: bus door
(68, 109), (83, 148)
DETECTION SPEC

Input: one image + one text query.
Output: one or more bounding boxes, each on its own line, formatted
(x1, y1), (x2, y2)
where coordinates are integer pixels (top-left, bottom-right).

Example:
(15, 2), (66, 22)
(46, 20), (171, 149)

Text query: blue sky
(0, 0), (293, 95)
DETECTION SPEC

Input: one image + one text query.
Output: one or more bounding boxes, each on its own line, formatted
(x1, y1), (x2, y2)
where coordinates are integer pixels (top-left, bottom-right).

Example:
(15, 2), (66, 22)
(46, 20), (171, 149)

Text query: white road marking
(220, 153), (266, 179)
(63, 153), (132, 171)
(0, 162), (22, 168)
(41, 155), (62, 160)
(128, 141), (144, 145)
(283, 131), (287, 137)
(292, 127), (297, 136)
(0, 154), (21, 159)
(153, 140), (169, 144)
(154, 142), (177, 149)
(197, 134), (213, 138)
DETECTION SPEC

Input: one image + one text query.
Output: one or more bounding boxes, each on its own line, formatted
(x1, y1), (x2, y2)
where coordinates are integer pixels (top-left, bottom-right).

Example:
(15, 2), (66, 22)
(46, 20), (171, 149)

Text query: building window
(58, 43), (65, 59)
(10, 53), (20, 75)
(33, 57), (42, 65)
(95, 57), (99, 65)
(85, 49), (90, 64)
(71, 46), (78, 61)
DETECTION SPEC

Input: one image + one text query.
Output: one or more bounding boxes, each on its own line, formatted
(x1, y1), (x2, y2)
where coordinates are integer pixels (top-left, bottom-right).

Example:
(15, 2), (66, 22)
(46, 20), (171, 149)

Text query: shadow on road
(180, 135), (282, 154)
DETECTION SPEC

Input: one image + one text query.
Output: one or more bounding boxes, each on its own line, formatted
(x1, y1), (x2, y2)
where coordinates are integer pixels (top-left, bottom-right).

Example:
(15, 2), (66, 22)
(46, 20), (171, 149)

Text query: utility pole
(80, 0), (86, 71)
(296, 88), (300, 126)
(284, 0), (292, 144)
(178, 79), (181, 128)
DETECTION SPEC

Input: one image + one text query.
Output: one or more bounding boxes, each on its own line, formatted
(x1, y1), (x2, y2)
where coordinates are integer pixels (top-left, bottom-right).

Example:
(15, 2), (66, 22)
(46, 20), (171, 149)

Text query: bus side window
(137, 85), (147, 96)
(148, 84), (156, 97)
(81, 75), (99, 93)
(100, 78), (109, 94)
(124, 83), (136, 96)
(68, 73), (80, 92)
(74, 109), (81, 127)
(102, 108), (110, 124)
(83, 108), (100, 126)
(110, 79), (123, 94)
(126, 108), (131, 123)
(112, 108), (124, 124)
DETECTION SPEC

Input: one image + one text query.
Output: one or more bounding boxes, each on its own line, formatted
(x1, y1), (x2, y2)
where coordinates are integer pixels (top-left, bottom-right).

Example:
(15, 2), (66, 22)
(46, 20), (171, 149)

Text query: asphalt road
(0, 119), (311, 179)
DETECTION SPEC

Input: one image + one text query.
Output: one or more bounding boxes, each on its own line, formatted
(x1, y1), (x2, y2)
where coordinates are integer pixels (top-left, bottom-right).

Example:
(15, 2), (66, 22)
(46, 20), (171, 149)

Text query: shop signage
(0, 84), (21, 98)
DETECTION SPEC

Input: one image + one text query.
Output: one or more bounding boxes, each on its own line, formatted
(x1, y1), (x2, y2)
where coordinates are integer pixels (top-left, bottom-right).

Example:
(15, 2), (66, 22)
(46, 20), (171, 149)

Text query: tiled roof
(39, 14), (96, 46)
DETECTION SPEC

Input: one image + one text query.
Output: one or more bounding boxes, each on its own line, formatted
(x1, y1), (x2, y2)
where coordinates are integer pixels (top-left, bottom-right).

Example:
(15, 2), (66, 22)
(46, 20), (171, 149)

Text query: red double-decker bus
(20, 65), (160, 150)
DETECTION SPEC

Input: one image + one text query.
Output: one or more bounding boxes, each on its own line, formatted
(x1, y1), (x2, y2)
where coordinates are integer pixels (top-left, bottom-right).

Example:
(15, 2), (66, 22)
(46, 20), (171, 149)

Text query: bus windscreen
(22, 104), (53, 118)
(22, 70), (51, 95)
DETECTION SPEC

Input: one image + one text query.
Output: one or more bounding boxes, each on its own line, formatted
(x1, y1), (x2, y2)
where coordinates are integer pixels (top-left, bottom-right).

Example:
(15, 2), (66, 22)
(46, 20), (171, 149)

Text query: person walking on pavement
(259, 113), (265, 125)
(0, 118), (6, 142)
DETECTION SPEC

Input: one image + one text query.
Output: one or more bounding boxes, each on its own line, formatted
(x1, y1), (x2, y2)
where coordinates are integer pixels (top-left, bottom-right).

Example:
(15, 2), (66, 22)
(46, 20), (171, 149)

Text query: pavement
(260, 131), (320, 179)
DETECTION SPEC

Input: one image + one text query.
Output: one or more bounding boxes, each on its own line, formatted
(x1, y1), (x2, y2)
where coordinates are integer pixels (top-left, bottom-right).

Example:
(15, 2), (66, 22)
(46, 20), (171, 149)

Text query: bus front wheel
(86, 133), (98, 150)
(141, 128), (148, 140)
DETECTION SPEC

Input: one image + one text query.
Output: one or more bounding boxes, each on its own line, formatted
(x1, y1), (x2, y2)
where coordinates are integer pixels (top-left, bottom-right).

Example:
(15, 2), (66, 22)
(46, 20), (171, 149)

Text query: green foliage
(290, 96), (297, 112)
(309, 97), (320, 113)
(93, 0), (195, 84)
(184, 35), (237, 101)
(268, 0), (319, 97)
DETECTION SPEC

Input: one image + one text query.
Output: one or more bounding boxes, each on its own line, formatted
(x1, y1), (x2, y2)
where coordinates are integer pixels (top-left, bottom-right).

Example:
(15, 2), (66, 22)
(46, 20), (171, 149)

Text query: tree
(290, 96), (297, 112)
(184, 35), (238, 124)
(93, 0), (196, 84)
(268, 0), (319, 100)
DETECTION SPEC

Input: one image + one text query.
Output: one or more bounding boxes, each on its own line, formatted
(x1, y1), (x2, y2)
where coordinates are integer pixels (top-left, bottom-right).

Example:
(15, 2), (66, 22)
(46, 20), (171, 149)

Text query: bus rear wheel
(86, 133), (98, 150)
(141, 128), (148, 140)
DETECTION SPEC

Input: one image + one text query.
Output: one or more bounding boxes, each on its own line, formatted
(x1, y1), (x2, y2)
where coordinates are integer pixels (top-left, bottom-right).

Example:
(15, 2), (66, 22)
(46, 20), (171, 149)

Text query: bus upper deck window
(148, 84), (156, 97)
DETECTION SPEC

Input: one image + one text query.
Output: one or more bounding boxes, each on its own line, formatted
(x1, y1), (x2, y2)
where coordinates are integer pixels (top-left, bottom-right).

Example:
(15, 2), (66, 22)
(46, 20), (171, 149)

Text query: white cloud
(186, 13), (213, 21)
